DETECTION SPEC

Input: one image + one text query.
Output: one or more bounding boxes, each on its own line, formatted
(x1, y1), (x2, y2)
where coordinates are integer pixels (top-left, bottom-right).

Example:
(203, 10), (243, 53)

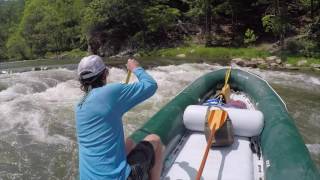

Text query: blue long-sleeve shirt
(75, 67), (157, 180)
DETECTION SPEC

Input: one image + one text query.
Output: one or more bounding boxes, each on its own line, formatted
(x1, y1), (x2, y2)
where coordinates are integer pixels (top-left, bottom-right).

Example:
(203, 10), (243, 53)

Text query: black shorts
(127, 141), (155, 180)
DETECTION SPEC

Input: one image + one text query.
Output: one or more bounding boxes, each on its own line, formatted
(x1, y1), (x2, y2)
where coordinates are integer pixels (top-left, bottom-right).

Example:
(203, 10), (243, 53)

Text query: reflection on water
(0, 64), (319, 179)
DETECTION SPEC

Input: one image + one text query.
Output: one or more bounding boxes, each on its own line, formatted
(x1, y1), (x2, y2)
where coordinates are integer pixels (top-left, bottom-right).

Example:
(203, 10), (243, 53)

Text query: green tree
(0, 0), (24, 60)
(20, 1), (57, 56)
(262, 0), (289, 54)
(6, 0), (84, 59)
(82, 0), (181, 55)
(244, 28), (258, 46)
(6, 33), (31, 60)
(307, 17), (320, 56)
(81, 0), (145, 54)
(143, 5), (180, 33)
(262, 15), (282, 35)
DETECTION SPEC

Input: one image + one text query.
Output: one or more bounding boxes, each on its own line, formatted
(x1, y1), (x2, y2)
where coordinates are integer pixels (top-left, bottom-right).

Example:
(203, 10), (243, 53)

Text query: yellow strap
(218, 67), (232, 102)
(224, 67), (231, 86)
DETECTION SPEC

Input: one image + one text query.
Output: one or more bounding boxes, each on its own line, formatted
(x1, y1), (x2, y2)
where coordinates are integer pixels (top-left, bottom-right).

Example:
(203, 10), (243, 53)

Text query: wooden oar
(125, 70), (132, 84)
(196, 109), (228, 180)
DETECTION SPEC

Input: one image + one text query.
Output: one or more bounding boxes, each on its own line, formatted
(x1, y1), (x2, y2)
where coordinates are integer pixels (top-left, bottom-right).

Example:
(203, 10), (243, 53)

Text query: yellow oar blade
(207, 109), (228, 131)
(196, 110), (228, 180)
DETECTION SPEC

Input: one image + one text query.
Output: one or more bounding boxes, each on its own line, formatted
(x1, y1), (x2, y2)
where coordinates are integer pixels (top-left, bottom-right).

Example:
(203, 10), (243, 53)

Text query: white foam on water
(0, 69), (80, 145)
(0, 83), (29, 101)
(0, 65), (207, 144)
(310, 76), (320, 85)
(0, 82), (78, 144)
(238, 67), (320, 92)
(0, 64), (319, 146)
(0, 69), (75, 102)
(0, 67), (133, 144)
(0, 63), (319, 179)
(306, 144), (320, 155)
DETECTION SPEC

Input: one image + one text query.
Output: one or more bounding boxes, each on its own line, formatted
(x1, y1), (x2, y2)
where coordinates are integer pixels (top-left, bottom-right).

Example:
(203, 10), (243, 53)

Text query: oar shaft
(196, 130), (215, 180)
(125, 70), (132, 84)
(196, 110), (227, 179)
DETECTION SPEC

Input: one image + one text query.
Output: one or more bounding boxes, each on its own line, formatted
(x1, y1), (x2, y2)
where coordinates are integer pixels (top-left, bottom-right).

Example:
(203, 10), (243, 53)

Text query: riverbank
(1, 45), (320, 74)
(145, 45), (320, 71)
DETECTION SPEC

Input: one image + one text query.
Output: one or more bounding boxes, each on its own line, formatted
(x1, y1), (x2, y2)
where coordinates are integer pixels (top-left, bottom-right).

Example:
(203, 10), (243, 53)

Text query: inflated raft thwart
(130, 68), (320, 180)
(183, 105), (264, 137)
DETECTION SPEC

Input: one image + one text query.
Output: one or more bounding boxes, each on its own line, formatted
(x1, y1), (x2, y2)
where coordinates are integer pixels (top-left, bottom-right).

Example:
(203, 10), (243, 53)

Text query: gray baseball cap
(77, 55), (106, 80)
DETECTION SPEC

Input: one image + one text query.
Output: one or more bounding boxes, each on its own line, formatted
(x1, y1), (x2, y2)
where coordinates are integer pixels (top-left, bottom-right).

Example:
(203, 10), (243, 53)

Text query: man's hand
(126, 58), (140, 72)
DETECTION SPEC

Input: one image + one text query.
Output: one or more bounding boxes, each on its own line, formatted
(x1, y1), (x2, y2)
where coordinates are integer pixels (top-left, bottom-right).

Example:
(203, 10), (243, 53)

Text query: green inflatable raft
(130, 68), (319, 180)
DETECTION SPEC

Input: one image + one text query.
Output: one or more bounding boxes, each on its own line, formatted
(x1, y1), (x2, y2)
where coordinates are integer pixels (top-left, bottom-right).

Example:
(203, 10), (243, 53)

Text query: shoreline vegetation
(1, 44), (319, 74)
(1, 1), (320, 64)
(146, 45), (320, 71)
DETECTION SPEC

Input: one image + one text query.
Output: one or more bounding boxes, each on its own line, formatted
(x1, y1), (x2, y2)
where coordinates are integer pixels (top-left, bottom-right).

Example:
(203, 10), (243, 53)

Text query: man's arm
(117, 59), (157, 114)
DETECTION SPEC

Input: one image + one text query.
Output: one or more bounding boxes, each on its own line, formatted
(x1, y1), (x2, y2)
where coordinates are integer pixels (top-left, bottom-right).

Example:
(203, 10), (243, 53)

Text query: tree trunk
(229, 0), (237, 44)
(273, 0), (279, 16)
(311, 0), (314, 19)
(273, 0), (286, 58)
(279, 0), (287, 59)
(205, 0), (212, 47)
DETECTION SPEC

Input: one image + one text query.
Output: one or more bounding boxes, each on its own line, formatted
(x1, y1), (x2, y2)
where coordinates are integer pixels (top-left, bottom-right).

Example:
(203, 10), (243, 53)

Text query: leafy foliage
(81, 0), (181, 54)
(262, 15), (282, 35)
(308, 17), (320, 47)
(143, 5), (180, 32)
(244, 29), (258, 45)
(0, 0), (319, 60)
(185, 0), (205, 23)
(6, 32), (31, 60)
(0, 0), (24, 60)
(5, 0), (84, 59)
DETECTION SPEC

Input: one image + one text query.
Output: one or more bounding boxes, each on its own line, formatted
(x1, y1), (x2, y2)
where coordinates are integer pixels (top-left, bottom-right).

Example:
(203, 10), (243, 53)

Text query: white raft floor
(164, 133), (254, 180)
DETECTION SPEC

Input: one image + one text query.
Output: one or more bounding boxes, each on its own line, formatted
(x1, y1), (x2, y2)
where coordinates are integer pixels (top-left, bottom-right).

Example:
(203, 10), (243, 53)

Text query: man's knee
(125, 138), (136, 154)
(144, 134), (163, 151)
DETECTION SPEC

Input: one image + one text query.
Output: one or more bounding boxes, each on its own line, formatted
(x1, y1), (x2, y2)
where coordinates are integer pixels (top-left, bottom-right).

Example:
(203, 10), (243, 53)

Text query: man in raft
(75, 55), (164, 180)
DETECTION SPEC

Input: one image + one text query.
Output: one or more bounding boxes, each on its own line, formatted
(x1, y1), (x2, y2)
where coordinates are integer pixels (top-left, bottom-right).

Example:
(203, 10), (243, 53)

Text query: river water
(0, 63), (319, 179)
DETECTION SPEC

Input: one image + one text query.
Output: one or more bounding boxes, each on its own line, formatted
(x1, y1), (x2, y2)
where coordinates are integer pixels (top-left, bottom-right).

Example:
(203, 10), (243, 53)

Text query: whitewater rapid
(0, 63), (319, 179)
